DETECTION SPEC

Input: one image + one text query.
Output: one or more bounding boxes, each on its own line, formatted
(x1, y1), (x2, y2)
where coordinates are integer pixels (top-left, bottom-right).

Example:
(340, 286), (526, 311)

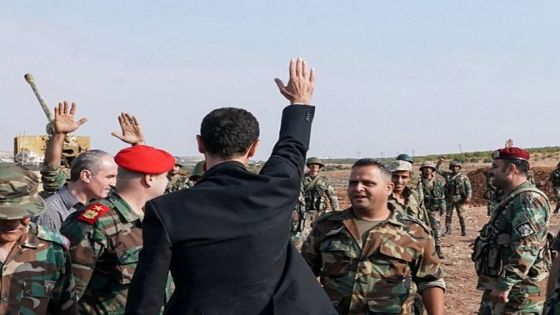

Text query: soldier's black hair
(351, 158), (392, 180)
(200, 107), (260, 159)
(502, 159), (530, 176)
(70, 150), (112, 181)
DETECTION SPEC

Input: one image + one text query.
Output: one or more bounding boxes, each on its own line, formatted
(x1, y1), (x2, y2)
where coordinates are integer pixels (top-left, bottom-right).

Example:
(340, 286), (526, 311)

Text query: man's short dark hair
(351, 158), (392, 180)
(70, 150), (112, 181)
(502, 159), (530, 176)
(200, 107), (260, 159)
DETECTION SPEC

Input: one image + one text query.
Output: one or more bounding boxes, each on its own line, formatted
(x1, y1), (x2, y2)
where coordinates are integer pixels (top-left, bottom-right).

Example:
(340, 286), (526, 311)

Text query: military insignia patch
(515, 223), (535, 237)
(77, 203), (110, 224)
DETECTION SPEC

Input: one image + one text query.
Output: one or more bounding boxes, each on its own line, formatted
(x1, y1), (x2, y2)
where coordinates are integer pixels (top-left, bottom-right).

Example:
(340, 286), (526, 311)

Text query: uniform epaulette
(320, 208), (352, 223)
(77, 202), (111, 225)
(37, 225), (70, 249)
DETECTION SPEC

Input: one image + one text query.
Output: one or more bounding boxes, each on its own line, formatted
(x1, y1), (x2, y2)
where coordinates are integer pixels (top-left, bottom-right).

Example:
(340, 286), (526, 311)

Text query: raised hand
(274, 57), (315, 105)
(111, 113), (145, 145)
(53, 101), (87, 134)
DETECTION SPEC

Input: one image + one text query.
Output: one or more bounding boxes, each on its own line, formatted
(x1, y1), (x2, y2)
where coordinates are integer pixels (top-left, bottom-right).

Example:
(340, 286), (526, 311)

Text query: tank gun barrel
(24, 73), (54, 123)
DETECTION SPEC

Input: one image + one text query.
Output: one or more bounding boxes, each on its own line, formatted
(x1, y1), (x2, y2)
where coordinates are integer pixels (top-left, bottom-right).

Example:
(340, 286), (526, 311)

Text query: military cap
(419, 161), (436, 170)
(396, 153), (414, 164)
(306, 157), (325, 168)
(0, 162), (45, 219)
(115, 145), (175, 174)
(449, 160), (462, 168)
(189, 161), (205, 181)
(389, 160), (413, 173)
(174, 157), (184, 167)
(492, 147), (530, 161)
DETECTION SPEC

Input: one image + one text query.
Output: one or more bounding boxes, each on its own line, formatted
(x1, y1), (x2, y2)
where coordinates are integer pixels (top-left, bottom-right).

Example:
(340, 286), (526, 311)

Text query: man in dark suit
(125, 58), (337, 315)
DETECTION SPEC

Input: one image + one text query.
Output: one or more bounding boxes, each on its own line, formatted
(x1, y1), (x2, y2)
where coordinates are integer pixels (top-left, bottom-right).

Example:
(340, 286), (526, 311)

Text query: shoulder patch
(515, 223), (536, 237)
(37, 225), (70, 249)
(77, 202), (111, 224)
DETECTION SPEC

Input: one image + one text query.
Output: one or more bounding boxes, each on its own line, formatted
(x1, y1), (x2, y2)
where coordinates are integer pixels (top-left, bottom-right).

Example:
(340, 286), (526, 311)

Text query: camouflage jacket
(301, 206), (445, 315)
(165, 173), (192, 194)
(475, 182), (551, 292)
(439, 170), (472, 201)
(60, 190), (143, 315)
(388, 187), (431, 229)
(302, 172), (340, 211)
(419, 175), (446, 210)
(39, 165), (68, 199)
(0, 223), (77, 315)
(549, 168), (560, 188)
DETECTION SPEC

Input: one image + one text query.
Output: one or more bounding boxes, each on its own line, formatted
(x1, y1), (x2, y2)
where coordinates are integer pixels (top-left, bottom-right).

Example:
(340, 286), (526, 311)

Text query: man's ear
(386, 181), (394, 196)
(80, 169), (93, 183)
(196, 135), (206, 154)
(246, 139), (260, 158)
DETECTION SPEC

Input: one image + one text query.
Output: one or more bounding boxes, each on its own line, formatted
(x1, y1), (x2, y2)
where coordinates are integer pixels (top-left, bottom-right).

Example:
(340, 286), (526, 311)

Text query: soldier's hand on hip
(274, 57), (315, 105)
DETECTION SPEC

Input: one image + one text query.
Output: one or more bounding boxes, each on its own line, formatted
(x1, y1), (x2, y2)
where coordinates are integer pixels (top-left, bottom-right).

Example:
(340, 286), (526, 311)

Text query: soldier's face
(170, 165), (181, 175)
(86, 156), (118, 199)
(421, 167), (433, 177)
(348, 165), (393, 212)
(490, 159), (510, 189)
(450, 165), (460, 174)
(391, 171), (411, 193)
(0, 217), (31, 244)
(308, 164), (321, 176)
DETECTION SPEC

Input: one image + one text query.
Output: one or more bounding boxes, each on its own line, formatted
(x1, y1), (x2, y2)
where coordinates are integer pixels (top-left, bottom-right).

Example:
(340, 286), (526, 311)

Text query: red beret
(114, 145), (175, 174)
(492, 147), (530, 161)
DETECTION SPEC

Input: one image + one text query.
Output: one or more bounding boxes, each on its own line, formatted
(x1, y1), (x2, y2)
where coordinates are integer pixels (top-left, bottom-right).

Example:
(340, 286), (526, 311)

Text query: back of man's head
(200, 107), (260, 159)
(70, 150), (113, 182)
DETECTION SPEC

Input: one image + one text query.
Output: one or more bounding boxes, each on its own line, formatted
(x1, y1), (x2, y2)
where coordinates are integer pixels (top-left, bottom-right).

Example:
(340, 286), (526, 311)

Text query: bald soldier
(0, 163), (77, 314)
(61, 145), (175, 314)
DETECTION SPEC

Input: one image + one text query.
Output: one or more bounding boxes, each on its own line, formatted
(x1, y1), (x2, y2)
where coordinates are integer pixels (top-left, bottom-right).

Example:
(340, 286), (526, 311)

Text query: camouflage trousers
(478, 285), (546, 315)
(291, 211), (321, 251)
(445, 198), (466, 232)
(426, 210), (442, 247)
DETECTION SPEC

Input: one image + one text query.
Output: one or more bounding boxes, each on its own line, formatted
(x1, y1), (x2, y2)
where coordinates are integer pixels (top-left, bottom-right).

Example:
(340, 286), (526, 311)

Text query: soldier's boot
(443, 226), (451, 236)
(460, 219), (467, 236)
(436, 245), (445, 259)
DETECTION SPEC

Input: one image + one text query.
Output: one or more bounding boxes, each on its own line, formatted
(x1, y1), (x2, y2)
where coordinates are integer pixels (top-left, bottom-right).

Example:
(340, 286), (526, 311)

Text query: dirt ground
(321, 164), (560, 314)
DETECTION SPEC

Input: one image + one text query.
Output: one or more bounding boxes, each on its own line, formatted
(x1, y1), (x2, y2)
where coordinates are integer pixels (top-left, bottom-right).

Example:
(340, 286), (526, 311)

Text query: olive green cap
(189, 161), (205, 181)
(396, 153), (413, 164)
(0, 162), (45, 220)
(174, 157), (184, 167)
(306, 157), (324, 168)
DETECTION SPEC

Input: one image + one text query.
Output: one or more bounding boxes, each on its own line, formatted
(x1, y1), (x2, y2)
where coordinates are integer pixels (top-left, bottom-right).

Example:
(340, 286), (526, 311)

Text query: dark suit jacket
(125, 105), (337, 315)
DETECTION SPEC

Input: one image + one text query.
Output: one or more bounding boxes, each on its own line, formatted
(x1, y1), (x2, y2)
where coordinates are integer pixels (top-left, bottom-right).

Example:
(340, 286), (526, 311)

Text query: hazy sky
(2, 1), (559, 159)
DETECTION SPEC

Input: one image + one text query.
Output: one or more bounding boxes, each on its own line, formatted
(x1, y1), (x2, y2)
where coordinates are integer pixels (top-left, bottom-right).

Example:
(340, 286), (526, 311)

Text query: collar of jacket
(20, 223), (40, 249)
(200, 161), (247, 179)
(105, 190), (142, 223)
(325, 204), (405, 227)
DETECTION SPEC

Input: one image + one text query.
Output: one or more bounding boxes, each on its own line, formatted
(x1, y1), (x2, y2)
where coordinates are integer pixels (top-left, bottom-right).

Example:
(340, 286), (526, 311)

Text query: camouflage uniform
(39, 165), (68, 198)
(290, 182), (307, 250)
(549, 167), (560, 213)
(0, 162), (77, 315)
(303, 172), (340, 213)
(472, 182), (550, 314)
(527, 169), (536, 186)
(388, 187), (431, 230)
(165, 173), (192, 193)
(419, 175), (446, 249)
(60, 190), (145, 314)
(439, 168), (472, 235)
(483, 171), (503, 216)
(301, 205), (445, 315)
(544, 231), (560, 314)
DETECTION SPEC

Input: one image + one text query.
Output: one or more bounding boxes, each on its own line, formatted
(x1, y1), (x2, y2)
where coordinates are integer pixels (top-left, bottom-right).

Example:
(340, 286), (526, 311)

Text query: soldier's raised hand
(111, 113), (145, 145)
(53, 101), (87, 134)
(274, 57), (315, 105)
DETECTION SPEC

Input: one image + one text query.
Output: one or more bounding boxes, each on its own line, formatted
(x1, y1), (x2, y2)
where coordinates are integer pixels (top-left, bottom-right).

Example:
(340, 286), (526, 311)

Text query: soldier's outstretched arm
(111, 112), (145, 146)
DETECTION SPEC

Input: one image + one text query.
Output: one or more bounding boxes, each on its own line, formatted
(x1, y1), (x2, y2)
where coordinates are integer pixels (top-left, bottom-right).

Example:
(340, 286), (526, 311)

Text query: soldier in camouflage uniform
(60, 144), (174, 314)
(436, 159), (472, 236)
(188, 160), (205, 184)
(165, 158), (191, 193)
(298, 157), (340, 248)
(397, 153), (424, 201)
(549, 162), (560, 214)
(302, 159), (445, 315)
(0, 162), (77, 314)
(544, 230), (560, 314)
(419, 161), (446, 259)
(472, 147), (550, 314)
